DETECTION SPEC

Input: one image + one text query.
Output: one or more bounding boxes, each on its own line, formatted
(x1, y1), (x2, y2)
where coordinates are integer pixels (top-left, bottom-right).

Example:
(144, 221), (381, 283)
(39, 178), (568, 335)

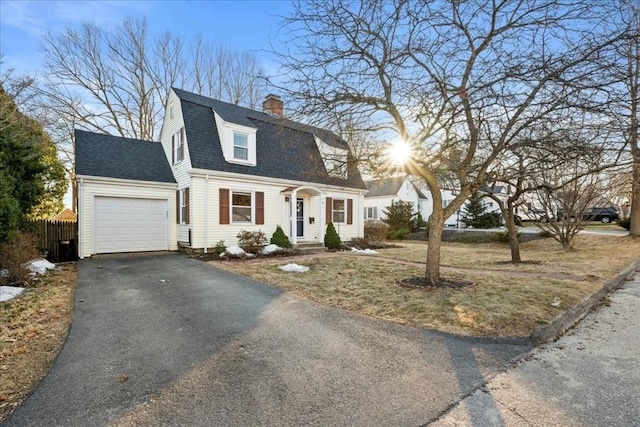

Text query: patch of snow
(0, 269), (8, 278)
(350, 248), (378, 254)
(262, 244), (282, 255)
(224, 246), (245, 256)
(279, 263), (310, 273)
(246, 253), (256, 258)
(26, 259), (56, 275)
(551, 297), (561, 307)
(1, 286), (25, 302)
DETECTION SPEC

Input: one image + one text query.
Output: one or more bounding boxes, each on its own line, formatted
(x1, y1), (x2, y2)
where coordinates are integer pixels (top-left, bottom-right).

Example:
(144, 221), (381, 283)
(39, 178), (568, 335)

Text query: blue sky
(0, 0), (293, 75)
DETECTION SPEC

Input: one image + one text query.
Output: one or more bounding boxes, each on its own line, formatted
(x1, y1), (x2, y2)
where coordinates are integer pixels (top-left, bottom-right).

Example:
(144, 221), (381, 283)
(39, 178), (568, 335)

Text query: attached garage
(75, 130), (178, 258)
(94, 197), (168, 254)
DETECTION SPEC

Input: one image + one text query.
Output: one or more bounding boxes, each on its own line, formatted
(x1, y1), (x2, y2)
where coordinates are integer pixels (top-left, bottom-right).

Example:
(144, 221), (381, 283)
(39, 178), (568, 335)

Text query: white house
(75, 89), (367, 258)
(364, 176), (429, 221)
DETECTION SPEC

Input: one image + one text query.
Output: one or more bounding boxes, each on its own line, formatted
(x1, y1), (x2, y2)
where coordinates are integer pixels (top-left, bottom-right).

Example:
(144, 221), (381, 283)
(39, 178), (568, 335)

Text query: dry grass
(216, 255), (602, 338)
(0, 265), (77, 422)
(377, 235), (638, 277)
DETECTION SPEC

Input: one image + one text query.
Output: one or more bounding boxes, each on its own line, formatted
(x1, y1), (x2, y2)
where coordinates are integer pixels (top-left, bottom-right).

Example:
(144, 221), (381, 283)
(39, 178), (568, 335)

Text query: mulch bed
(398, 276), (474, 291)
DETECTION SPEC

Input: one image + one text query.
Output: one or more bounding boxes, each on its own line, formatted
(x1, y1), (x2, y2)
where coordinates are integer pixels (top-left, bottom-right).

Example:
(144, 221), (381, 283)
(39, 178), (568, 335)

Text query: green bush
(387, 227), (410, 240)
(364, 219), (389, 241)
(270, 225), (292, 248)
(324, 222), (342, 249)
(236, 230), (267, 254)
(213, 240), (226, 255)
(616, 217), (631, 230)
(383, 201), (418, 233)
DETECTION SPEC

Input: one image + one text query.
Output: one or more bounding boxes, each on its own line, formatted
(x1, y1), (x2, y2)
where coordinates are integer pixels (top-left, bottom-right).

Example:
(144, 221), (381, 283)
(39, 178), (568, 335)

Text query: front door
(296, 198), (304, 238)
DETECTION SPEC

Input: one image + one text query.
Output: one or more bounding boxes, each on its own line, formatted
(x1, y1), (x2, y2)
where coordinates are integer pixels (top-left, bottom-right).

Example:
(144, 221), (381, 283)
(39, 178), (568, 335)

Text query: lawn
(0, 265), (77, 422)
(375, 235), (639, 278)
(216, 234), (637, 339)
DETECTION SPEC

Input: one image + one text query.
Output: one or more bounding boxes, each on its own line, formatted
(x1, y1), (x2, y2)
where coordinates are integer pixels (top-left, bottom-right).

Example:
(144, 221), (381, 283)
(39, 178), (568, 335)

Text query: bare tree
(26, 17), (266, 211)
(275, 0), (624, 285)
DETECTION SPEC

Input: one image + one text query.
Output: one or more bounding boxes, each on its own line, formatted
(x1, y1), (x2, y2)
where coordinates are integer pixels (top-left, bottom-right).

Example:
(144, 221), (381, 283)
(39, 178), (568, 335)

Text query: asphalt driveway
(4, 253), (532, 426)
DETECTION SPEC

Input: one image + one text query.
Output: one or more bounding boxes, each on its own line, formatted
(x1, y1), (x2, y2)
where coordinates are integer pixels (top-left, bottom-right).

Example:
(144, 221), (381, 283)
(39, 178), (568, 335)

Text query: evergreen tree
(461, 192), (500, 228)
(270, 225), (291, 248)
(0, 86), (65, 241)
(324, 222), (342, 249)
(383, 201), (417, 233)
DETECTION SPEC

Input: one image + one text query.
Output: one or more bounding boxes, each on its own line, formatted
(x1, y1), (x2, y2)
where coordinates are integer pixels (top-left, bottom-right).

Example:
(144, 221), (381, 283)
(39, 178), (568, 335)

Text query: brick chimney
(262, 94), (283, 116)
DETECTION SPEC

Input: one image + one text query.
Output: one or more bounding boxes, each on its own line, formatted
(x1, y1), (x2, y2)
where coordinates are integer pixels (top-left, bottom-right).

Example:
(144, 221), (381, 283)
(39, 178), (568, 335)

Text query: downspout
(204, 174), (209, 253)
(78, 178), (84, 259)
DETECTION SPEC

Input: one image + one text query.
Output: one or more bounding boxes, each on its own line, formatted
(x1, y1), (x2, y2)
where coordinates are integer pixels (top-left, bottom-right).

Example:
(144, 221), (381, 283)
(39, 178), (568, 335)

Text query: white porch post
(291, 189), (298, 246)
(319, 192), (325, 245)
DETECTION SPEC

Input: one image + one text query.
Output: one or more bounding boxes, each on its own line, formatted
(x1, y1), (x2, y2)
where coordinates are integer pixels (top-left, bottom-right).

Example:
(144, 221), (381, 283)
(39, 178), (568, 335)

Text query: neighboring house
(75, 89), (367, 258)
(51, 208), (77, 222)
(364, 176), (429, 221)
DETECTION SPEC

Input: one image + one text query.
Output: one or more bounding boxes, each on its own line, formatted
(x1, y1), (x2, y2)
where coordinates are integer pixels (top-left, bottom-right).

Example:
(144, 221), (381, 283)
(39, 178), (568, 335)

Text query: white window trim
(174, 127), (184, 164)
(332, 198), (346, 224)
(233, 131), (250, 161)
(224, 122), (257, 166)
(364, 206), (378, 220)
(231, 190), (254, 224)
(179, 188), (188, 224)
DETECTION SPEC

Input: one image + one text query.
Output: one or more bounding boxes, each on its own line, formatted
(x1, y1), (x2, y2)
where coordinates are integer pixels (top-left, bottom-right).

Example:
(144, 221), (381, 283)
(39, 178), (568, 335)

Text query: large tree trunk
(426, 209), (445, 286)
(505, 202), (522, 263)
(630, 161), (640, 236)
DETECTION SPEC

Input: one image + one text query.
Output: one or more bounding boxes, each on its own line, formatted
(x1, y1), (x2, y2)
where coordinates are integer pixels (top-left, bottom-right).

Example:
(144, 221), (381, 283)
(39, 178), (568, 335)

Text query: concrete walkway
(431, 270), (640, 426)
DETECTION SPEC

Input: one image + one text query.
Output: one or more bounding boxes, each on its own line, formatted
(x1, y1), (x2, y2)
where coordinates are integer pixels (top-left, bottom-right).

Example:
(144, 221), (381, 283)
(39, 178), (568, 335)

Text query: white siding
(364, 179), (428, 220)
(186, 174), (364, 248)
(160, 89), (193, 243)
(78, 178), (177, 258)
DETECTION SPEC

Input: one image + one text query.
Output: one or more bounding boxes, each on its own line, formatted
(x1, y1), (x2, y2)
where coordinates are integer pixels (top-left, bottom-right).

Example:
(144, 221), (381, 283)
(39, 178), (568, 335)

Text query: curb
(530, 258), (640, 344)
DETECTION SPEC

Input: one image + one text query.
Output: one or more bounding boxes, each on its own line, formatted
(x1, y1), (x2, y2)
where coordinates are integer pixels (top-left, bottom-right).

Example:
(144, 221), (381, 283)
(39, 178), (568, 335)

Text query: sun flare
(387, 139), (412, 166)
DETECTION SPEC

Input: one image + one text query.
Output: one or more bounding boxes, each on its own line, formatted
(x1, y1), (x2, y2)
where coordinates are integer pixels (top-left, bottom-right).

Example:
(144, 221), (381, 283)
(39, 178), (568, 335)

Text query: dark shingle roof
(366, 176), (428, 199)
(75, 129), (175, 183)
(173, 88), (366, 189)
(365, 176), (406, 197)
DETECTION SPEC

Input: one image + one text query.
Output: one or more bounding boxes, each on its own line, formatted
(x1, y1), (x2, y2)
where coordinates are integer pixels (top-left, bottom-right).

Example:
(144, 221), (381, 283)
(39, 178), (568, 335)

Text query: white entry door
(94, 197), (168, 254)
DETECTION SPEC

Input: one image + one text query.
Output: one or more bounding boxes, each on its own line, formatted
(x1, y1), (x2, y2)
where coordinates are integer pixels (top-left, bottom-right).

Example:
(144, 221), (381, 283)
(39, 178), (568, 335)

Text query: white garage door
(94, 197), (168, 254)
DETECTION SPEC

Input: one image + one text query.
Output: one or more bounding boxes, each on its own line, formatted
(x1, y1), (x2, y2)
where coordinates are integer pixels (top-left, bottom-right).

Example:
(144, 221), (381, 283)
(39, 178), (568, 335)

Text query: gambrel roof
(172, 88), (366, 189)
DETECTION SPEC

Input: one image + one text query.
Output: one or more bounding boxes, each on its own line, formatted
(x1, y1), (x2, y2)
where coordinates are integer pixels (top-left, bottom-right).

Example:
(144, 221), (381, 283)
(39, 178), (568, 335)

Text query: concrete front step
(295, 242), (327, 254)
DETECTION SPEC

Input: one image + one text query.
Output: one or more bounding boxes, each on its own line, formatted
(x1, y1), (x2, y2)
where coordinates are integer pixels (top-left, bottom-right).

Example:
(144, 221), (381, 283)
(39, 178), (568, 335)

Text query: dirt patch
(0, 264), (77, 422)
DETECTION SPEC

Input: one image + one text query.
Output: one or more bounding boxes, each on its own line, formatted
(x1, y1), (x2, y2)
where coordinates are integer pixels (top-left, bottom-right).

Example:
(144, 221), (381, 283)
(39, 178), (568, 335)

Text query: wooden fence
(23, 220), (78, 262)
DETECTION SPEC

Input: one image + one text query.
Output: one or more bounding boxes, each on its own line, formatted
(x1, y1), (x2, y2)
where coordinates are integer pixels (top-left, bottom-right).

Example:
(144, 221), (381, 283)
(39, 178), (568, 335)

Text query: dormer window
(214, 111), (257, 166)
(233, 132), (249, 161)
(314, 136), (348, 179)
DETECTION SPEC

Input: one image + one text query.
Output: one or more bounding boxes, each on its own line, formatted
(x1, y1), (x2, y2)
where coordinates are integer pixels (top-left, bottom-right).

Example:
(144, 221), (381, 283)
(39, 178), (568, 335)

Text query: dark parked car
(581, 207), (619, 223)
(556, 207), (620, 223)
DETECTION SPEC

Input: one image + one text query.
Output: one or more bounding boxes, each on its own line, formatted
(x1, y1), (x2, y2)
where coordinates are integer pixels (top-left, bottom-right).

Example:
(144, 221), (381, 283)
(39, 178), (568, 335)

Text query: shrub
(270, 225), (291, 248)
(213, 240), (226, 255)
(616, 217), (631, 230)
(383, 201), (418, 232)
(387, 227), (410, 240)
(494, 230), (522, 243)
(364, 219), (389, 241)
(0, 231), (40, 285)
(236, 230), (267, 254)
(324, 222), (342, 249)
(349, 237), (370, 249)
